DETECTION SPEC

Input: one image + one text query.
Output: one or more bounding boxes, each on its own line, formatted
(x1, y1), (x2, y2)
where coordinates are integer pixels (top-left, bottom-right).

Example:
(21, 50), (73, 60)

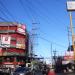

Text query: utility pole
(69, 12), (74, 45)
(69, 12), (75, 61)
(67, 0), (75, 61)
(51, 43), (53, 67)
(67, 27), (71, 51)
(30, 21), (39, 59)
(53, 50), (57, 65)
(67, 27), (71, 50)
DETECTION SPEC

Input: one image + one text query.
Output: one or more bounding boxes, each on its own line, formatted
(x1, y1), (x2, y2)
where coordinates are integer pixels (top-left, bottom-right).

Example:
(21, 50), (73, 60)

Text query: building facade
(0, 22), (29, 68)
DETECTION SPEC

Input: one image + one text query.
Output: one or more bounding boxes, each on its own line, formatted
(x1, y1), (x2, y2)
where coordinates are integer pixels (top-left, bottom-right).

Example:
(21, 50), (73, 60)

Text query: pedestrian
(48, 69), (56, 75)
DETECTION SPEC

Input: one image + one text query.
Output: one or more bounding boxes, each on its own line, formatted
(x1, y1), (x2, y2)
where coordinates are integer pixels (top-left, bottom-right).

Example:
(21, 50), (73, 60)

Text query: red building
(0, 22), (29, 68)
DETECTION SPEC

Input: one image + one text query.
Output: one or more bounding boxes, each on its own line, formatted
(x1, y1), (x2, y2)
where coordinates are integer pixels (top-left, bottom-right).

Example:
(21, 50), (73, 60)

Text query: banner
(1, 35), (11, 47)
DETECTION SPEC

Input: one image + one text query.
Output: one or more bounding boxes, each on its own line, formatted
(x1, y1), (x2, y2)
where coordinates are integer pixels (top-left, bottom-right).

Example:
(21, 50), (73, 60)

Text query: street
(56, 73), (75, 75)
(35, 72), (75, 75)
(36, 72), (75, 75)
(0, 71), (75, 75)
(35, 71), (43, 75)
(35, 71), (75, 75)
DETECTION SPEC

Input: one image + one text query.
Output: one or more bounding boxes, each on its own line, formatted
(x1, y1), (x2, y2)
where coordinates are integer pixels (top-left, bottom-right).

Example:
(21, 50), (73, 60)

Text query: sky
(0, 0), (72, 63)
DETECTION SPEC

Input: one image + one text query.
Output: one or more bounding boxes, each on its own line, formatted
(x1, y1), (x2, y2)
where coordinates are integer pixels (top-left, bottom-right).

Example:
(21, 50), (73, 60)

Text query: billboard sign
(64, 51), (74, 60)
(17, 24), (26, 35)
(65, 51), (74, 56)
(67, 1), (75, 11)
(1, 35), (11, 47)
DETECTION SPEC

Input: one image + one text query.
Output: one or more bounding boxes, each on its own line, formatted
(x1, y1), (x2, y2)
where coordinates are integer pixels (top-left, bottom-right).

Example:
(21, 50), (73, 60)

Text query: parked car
(13, 67), (32, 75)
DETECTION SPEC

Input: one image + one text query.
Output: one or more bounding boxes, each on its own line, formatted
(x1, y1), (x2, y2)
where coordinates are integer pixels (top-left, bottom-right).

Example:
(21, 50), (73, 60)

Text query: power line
(0, 0), (17, 22)
(25, 1), (68, 49)
(18, 0), (37, 23)
(25, 0), (38, 21)
(38, 36), (67, 48)
(26, 0), (67, 32)
(22, 0), (67, 47)
(19, 0), (62, 30)
(0, 6), (10, 21)
(22, 0), (40, 23)
(0, 17), (8, 21)
(18, 0), (32, 22)
(18, 0), (67, 49)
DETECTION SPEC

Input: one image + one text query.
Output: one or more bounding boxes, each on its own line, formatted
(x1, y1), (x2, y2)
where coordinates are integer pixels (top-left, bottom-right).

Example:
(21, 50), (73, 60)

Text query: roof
(0, 22), (19, 26)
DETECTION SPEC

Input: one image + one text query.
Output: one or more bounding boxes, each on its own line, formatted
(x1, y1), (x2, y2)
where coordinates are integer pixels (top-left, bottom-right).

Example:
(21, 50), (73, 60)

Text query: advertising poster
(1, 35), (11, 47)
(16, 38), (25, 49)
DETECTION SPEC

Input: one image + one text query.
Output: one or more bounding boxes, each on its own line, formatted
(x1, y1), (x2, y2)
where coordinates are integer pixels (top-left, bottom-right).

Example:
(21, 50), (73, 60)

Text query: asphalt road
(35, 71), (43, 75)
(35, 71), (75, 75)
(0, 71), (75, 75)
(35, 72), (75, 75)
(56, 73), (75, 75)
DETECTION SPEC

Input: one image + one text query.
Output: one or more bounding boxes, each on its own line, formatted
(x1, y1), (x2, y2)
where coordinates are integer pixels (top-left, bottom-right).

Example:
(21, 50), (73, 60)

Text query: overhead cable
(0, 0), (17, 22)
(39, 36), (67, 48)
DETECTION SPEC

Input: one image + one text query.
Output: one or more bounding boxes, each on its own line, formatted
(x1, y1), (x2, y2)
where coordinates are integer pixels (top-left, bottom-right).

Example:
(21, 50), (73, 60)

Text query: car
(13, 67), (32, 75)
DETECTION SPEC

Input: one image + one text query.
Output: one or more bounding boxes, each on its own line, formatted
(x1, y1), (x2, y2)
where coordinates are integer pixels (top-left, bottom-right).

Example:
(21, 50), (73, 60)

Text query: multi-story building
(0, 22), (29, 68)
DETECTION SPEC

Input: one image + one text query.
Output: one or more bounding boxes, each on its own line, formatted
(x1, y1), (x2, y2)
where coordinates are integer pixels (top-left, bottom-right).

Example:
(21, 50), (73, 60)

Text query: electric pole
(67, 0), (75, 61)
(67, 27), (71, 51)
(51, 43), (53, 67)
(30, 20), (39, 59)
(53, 50), (57, 65)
